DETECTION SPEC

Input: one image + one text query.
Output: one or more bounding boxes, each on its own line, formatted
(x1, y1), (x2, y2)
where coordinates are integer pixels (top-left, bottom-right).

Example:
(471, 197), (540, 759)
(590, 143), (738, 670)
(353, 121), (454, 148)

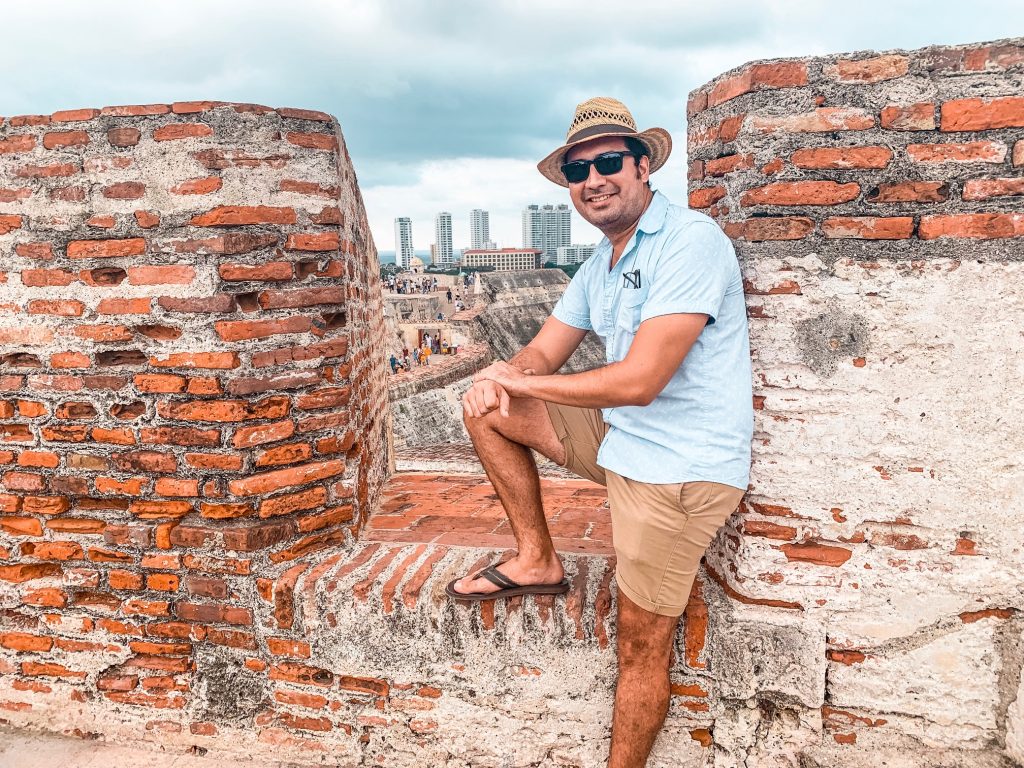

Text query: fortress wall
(0, 102), (389, 739)
(688, 38), (1024, 758)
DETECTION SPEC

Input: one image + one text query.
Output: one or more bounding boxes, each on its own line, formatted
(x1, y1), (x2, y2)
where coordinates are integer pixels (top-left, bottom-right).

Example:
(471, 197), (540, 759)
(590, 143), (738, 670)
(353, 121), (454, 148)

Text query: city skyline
(393, 205), (592, 261)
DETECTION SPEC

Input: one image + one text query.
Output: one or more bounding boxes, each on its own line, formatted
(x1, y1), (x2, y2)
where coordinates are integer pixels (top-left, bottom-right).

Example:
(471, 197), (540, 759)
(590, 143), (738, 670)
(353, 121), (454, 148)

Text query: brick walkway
(394, 442), (576, 478)
(364, 472), (612, 555)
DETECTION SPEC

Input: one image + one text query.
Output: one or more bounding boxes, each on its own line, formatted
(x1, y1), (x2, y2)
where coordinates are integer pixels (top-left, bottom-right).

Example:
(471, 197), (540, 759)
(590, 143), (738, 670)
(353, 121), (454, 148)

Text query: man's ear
(638, 154), (651, 183)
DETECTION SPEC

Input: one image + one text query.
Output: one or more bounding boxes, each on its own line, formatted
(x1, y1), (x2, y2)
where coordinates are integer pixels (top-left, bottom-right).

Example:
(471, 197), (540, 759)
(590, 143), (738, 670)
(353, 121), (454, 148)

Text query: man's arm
(474, 312), (707, 409)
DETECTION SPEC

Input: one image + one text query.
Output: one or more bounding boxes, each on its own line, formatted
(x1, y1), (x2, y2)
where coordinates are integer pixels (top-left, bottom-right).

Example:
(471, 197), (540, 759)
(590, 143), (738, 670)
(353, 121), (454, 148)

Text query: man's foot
(448, 553), (565, 598)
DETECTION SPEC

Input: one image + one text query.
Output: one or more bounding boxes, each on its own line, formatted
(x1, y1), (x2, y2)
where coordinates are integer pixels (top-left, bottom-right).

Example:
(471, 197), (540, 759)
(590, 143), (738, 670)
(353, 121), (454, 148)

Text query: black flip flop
(445, 564), (570, 601)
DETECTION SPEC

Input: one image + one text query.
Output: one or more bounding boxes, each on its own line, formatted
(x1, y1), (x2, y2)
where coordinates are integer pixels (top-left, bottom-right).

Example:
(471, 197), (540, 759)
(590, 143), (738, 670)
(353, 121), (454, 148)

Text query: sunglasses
(560, 151), (639, 184)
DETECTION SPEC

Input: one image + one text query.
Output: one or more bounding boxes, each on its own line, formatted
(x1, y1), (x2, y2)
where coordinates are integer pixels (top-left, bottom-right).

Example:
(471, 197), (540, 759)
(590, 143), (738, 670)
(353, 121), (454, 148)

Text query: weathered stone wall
(0, 102), (389, 735)
(688, 37), (1024, 762)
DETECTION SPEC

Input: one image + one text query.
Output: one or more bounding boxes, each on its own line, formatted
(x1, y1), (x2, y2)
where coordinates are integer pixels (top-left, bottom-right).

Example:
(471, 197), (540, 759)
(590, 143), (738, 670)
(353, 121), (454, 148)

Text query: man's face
(564, 136), (651, 234)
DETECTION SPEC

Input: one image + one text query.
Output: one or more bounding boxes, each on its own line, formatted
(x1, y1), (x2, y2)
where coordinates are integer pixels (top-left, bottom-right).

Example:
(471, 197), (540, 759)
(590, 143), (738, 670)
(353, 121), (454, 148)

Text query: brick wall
(0, 102), (389, 735)
(689, 38), (1024, 758)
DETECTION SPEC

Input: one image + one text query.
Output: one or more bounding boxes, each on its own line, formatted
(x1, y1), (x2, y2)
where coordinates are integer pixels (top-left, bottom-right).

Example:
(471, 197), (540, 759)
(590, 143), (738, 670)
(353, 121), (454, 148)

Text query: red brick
(790, 146), (892, 169)
(0, 215), (22, 234)
(1015, 141), (1024, 167)
(213, 316), (311, 342)
(0, 135), (37, 154)
(279, 179), (339, 198)
(285, 132), (338, 151)
(267, 637), (311, 658)
(106, 128), (142, 148)
(962, 178), (1024, 201)
(102, 182), (146, 199)
(157, 396), (289, 424)
(22, 661), (87, 679)
(0, 563), (61, 582)
(941, 96), (1024, 131)
(822, 217), (915, 239)
(269, 662), (333, 687)
(108, 569), (144, 590)
(828, 55), (908, 83)
(919, 213), (1024, 240)
(153, 123), (214, 141)
(907, 141), (1006, 163)
(284, 232), (340, 251)
(135, 210), (161, 228)
(67, 239), (146, 259)
(880, 103), (935, 131)
(15, 161), (78, 178)
(21, 541), (83, 560)
(42, 130), (89, 149)
(0, 632), (54, 652)
(149, 352), (239, 369)
(865, 181), (949, 203)
(170, 176), (222, 195)
(215, 263), (290, 285)
(779, 543), (852, 566)
(750, 108), (874, 133)
(128, 265), (193, 285)
(51, 108), (100, 122)
(338, 675), (389, 697)
(278, 107), (333, 121)
(688, 186), (727, 209)
(0, 187), (32, 202)
(741, 181), (860, 206)
(190, 206), (297, 226)
(704, 153), (754, 177)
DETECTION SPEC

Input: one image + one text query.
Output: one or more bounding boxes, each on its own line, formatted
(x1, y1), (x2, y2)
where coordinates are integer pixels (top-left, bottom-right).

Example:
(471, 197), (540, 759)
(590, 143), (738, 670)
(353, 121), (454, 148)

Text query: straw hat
(537, 96), (672, 187)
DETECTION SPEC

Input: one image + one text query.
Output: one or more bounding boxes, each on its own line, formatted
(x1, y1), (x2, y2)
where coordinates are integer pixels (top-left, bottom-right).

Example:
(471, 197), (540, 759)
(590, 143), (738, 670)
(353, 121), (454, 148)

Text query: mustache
(583, 186), (618, 201)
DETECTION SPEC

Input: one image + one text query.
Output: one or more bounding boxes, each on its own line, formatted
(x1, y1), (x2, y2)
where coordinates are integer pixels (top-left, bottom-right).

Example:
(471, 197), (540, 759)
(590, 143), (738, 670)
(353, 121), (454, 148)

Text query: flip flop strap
(479, 565), (521, 590)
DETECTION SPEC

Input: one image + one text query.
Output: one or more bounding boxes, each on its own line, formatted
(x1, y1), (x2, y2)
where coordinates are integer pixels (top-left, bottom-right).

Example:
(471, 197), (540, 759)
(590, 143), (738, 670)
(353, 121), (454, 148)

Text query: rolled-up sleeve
(552, 266), (593, 330)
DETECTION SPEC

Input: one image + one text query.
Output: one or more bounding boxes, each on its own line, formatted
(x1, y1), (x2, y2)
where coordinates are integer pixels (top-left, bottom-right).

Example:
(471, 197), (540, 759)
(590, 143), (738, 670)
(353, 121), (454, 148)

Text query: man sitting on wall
(446, 97), (753, 767)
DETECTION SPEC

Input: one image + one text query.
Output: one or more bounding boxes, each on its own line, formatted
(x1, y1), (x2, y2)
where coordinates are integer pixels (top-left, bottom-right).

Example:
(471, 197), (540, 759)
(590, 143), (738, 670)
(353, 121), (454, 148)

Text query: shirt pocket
(613, 290), (647, 356)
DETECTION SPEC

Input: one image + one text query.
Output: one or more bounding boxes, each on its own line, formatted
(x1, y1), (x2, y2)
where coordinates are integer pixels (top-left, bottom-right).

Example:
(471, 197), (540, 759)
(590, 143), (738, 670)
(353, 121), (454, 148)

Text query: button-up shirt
(552, 190), (752, 489)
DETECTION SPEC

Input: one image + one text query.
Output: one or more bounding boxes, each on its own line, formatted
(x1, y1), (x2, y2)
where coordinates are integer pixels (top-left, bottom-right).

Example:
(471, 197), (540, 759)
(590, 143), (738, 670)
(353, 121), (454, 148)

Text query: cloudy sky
(5, 1), (1023, 254)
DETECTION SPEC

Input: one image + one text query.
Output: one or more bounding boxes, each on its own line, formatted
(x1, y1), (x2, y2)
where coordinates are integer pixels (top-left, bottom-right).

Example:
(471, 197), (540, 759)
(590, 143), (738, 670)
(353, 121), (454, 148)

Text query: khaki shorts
(545, 402), (745, 617)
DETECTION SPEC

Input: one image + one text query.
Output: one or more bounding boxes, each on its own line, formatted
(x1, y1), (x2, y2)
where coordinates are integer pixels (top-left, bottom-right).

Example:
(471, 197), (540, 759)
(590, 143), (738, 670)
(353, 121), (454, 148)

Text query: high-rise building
(394, 217), (414, 269)
(434, 212), (453, 268)
(522, 204), (571, 263)
(470, 209), (490, 250)
(555, 244), (596, 266)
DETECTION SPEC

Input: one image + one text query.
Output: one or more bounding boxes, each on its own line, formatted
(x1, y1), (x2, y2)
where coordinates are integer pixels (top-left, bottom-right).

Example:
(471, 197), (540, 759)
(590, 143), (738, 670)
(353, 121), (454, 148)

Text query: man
(446, 97), (752, 767)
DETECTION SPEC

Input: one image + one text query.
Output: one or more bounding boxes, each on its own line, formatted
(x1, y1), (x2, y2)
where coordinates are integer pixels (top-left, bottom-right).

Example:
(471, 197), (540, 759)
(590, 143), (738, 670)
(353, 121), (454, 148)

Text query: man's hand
(473, 361), (532, 399)
(462, 378), (511, 419)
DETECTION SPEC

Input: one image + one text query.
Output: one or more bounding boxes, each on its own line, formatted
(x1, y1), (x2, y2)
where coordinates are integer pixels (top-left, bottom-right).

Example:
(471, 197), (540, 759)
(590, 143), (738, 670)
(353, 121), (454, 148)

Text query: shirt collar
(592, 189), (669, 258)
(636, 189), (669, 235)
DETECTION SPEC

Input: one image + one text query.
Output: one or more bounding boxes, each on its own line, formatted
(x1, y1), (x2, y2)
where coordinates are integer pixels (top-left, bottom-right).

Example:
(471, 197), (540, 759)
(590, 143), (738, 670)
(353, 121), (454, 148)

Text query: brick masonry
(0, 37), (1023, 768)
(689, 37), (1024, 764)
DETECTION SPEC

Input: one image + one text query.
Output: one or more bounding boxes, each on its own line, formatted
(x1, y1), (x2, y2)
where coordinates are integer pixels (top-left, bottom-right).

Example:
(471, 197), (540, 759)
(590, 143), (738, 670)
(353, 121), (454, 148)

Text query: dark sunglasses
(560, 151), (639, 184)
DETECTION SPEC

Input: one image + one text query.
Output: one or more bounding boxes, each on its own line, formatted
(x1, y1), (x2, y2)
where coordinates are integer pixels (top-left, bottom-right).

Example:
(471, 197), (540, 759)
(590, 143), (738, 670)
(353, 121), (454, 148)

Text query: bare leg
(608, 591), (679, 767)
(452, 396), (567, 595)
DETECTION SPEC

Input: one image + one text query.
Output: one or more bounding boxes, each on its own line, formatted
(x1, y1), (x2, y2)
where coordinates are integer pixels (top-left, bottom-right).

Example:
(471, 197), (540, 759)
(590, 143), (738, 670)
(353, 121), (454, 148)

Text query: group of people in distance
(389, 333), (457, 375)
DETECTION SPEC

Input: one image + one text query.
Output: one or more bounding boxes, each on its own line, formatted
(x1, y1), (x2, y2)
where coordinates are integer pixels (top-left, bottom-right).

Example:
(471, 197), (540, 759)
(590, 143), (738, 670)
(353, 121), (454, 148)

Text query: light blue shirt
(552, 190), (752, 489)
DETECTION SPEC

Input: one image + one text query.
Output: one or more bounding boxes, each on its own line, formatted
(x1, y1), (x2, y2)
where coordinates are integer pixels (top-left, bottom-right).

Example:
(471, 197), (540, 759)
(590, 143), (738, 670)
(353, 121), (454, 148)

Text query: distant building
(470, 209), (490, 250)
(463, 248), (543, 272)
(554, 244), (596, 266)
(434, 211), (453, 269)
(394, 217), (414, 269)
(522, 204), (570, 262)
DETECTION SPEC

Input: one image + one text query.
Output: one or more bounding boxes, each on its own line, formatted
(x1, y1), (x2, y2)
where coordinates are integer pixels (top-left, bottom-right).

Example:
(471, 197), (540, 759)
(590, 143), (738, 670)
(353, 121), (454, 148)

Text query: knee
(462, 404), (499, 434)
